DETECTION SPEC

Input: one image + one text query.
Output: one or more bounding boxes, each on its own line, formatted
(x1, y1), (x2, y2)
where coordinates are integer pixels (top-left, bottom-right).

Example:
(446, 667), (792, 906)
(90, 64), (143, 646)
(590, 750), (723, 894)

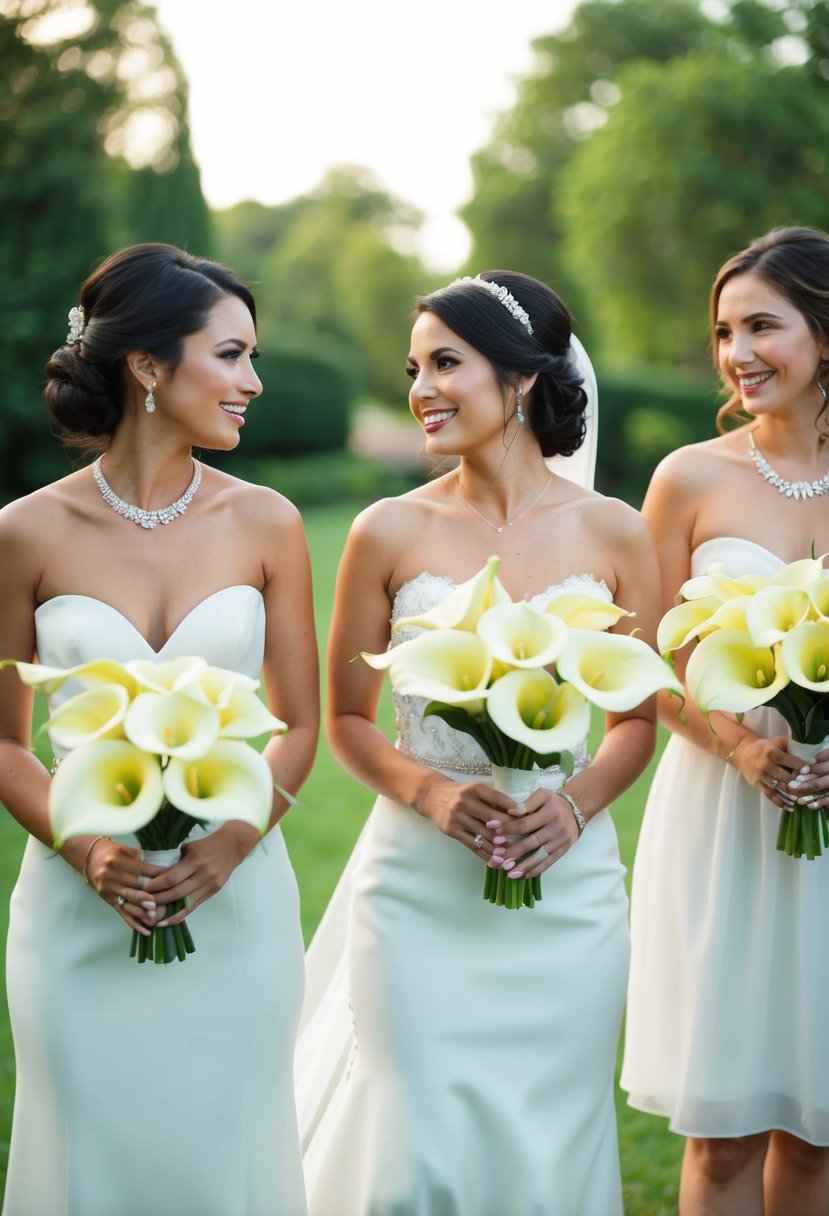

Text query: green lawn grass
(0, 501), (682, 1210)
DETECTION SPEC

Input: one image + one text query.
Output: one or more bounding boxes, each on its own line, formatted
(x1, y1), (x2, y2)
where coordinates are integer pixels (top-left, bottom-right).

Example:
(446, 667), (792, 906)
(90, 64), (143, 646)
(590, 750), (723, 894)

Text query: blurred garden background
(1, 0), (828, 1209)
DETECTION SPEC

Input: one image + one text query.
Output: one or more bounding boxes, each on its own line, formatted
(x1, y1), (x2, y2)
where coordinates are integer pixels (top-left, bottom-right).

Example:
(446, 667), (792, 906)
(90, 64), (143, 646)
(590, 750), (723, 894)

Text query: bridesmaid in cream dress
(298, 271), (663, 1215)
(622, 227), (829, 1215)
(0, 244), (318, 1216)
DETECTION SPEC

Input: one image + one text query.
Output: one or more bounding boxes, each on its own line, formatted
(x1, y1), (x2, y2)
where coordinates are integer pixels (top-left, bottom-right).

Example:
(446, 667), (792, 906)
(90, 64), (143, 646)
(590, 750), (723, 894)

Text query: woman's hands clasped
(414, 773), (580, 875)
(81, 822), (259, 934)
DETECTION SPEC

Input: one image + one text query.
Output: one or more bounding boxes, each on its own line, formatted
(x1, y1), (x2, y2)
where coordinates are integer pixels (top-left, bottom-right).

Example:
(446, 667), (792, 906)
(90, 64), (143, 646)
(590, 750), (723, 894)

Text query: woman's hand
(141, 822), (260, 926)
(486, 788), (580, 880)
(413, 772), (521, 859)
(783, 744), (829, 812)
(78, 836), (161, 935)
(731, 734), (802, 811)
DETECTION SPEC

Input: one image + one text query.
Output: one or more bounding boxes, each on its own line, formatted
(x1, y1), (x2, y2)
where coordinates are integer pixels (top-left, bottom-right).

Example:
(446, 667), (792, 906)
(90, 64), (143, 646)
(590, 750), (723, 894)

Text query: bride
(298, 271), (661, 1215)
(0, 243), (318, 1216)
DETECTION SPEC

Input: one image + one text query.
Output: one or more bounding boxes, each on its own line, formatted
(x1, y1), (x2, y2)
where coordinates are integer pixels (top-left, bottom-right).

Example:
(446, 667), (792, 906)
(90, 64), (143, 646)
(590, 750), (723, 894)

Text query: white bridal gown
(3, 586), (307, 1216)
(622, 538), (829, 1144)
(297, 572), (630, 1216)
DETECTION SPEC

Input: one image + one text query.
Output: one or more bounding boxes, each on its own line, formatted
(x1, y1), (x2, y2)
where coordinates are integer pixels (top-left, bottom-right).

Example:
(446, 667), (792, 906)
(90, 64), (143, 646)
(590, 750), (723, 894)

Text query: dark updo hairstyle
(45, 242), (257, 452)
(711, 226), (829, 435)
(415, 270), (587, 459)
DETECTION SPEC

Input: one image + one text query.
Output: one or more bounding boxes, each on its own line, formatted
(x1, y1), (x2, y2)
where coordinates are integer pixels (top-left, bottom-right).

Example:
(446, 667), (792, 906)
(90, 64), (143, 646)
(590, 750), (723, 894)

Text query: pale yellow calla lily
(476, 602), (568, 669)
(487, 669), (590, 754)
(705, 597), (750, 634)
(685, 629), (789, 713)
(124, 691), (220, 759)
(190, 664), (260, 709)
(678, 568), (768, 603)
(544, 592), (632, 631)
(745, 585), (812, 647)
(365, 630), (492, 710)
(45, 685), (129, 751)
(50, 740), (164, 847)
(163, 740), (273, 831)
(393, 555), (510, 632)
(0, 657), (136, 696)
(770, 555), (828, 589)
(657, 597), (721, 655)
(805, 576), (829, 622)
(780, 621), (829, 692)
(125, 656), (207, 694)
(556, 630), (684, 711)
(215, 684), (287, 739)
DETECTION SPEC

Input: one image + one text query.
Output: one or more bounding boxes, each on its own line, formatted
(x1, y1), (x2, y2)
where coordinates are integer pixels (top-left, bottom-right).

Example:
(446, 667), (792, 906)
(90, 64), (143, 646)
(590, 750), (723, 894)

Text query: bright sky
(153, 0), (579, 269)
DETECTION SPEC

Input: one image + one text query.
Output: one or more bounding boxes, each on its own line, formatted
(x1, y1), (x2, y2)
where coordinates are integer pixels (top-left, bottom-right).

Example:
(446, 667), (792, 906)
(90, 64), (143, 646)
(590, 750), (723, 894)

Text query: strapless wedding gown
(297, 573), (630, 1216)
(3, 587), (307, 1216)
(622, 539), (829, 1143)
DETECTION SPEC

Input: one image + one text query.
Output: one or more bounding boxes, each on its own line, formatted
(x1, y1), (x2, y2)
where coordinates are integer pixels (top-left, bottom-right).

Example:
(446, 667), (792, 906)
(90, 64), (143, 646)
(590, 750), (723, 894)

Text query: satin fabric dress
(297, 572), (630, 1216)
(622, 539), (829, 1144)
(3, 587), (307, 1216)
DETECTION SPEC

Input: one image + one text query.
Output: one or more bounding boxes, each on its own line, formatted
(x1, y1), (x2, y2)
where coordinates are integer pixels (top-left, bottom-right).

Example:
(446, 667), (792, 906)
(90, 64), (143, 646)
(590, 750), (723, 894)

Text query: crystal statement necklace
(749, 433), (829, 500)
(457, 475), (553, 533)
(92, 456), (202, 529)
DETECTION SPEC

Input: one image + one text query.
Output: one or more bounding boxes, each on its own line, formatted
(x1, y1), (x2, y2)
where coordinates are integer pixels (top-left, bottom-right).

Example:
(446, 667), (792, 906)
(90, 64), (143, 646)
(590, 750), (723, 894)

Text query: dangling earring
(818, 361), (828, 404)
(515, 388), (524, 424)
(145, 380), (156, 413)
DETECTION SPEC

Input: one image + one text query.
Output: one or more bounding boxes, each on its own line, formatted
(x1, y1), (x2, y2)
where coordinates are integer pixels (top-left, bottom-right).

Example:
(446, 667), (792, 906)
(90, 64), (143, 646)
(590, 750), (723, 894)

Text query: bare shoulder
(576, 488), (653, 552)
(0, 474), (85, 583)
(206, 467), (304, 536)
(649, 432), (744, 496)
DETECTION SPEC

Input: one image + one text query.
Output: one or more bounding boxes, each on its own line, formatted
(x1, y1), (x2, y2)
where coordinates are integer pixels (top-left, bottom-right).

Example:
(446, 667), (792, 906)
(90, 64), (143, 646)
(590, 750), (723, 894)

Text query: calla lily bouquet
(2, 655), (284, 961)
(364, 556), (681, 908)
(658, 553), (829, 858)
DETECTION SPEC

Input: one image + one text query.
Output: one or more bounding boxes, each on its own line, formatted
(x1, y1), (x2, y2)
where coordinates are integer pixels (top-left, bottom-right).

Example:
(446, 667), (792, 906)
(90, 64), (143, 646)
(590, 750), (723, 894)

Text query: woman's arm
(326, 503), (519, 848)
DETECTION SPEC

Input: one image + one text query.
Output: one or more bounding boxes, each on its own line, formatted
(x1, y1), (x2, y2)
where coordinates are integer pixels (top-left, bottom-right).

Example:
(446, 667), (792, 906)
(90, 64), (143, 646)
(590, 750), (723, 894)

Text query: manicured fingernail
(801, 766), (811, 774)
(513, 802), (527, 816)
(141, 900), (156, 910)
(488, 858), (503, 868)
(502, 859), (515, 870)
(486, 820), (501, 829)
(493, 836), (507, 845)
(492, 849), (505, 860)
(508, 870), (524, 879)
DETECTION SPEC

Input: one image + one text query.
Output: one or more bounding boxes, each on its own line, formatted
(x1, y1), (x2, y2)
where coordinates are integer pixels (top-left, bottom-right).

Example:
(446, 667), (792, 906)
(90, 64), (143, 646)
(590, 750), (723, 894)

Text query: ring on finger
(473, 833), (485, 850)
(768, 777), (779, 790)
(116, 894), (127, 907)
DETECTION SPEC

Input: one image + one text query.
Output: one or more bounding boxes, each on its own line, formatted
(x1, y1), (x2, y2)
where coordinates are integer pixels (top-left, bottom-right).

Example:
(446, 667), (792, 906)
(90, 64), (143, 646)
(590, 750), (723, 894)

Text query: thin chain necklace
(92, 455), (202, 529)
(748, 433), (829, 500)
(456, 475), (553, 533)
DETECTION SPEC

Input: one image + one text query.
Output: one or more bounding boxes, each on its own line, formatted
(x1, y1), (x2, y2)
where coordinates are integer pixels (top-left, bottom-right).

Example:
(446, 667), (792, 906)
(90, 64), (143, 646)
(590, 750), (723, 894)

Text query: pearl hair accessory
(66, 306), (85, 346)
(450, 276), (534, 335)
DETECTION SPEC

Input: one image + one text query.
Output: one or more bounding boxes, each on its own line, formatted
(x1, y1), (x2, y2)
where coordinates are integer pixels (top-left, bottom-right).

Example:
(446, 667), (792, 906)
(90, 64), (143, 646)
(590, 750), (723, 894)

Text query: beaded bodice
(390, 571), (611, 777)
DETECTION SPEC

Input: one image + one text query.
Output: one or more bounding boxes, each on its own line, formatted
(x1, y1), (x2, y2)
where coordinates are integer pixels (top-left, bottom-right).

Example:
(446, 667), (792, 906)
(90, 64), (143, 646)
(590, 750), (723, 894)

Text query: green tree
(559, 51), (829, 368)
(0, 0), (209, 501)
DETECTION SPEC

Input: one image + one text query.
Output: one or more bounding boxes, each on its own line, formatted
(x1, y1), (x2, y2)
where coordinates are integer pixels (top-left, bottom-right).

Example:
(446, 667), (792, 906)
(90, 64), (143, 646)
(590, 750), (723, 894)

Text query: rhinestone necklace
(92, 456), (202, 529)
(456, 475), (553, 533)
(748, 433), (829, 500)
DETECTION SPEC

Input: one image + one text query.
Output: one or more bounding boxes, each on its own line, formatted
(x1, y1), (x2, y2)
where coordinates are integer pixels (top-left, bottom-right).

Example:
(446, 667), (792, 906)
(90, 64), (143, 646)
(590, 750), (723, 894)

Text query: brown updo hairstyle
(45, 243), (257, 453)
(711, 226), (829, 435)
(415, 271), (588, 459)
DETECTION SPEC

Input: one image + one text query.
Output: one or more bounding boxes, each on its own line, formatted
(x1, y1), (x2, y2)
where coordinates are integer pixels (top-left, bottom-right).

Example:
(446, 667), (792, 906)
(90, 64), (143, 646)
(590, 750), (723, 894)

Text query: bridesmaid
(622, 226), (829, 1215)
(0, 244), (318, 1215)
(298, 270), (663, 1215)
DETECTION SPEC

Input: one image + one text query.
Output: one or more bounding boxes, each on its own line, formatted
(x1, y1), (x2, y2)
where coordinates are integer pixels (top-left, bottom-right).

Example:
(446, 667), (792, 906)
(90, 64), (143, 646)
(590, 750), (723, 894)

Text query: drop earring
(145, 380), (157, 413)
(515, 388), (524, 424)
(818, 362), (828, 403)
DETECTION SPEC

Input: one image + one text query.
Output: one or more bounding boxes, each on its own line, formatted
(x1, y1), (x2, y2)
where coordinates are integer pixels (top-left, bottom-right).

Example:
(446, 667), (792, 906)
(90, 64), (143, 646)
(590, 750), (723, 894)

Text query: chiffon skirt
(622, 712), (829, 1143)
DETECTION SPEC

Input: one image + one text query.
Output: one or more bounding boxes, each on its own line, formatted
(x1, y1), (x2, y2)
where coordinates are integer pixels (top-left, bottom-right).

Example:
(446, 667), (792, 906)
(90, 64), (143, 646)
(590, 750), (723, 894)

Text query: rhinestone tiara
(449, 275), (534, 335)
(66, 305), (85, 346)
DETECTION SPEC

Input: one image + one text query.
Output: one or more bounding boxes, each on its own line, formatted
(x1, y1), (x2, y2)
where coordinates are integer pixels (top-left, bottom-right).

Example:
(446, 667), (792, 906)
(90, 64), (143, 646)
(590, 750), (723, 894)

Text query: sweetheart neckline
(392, 570), (611, 617)
(692, 536), (788, 569)
(34, 584), (263, 656)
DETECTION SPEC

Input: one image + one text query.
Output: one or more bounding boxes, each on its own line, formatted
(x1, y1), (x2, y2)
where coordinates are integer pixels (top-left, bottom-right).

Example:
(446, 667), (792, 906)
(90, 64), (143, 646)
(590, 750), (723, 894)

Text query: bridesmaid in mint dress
(0, 244), (318, 1216)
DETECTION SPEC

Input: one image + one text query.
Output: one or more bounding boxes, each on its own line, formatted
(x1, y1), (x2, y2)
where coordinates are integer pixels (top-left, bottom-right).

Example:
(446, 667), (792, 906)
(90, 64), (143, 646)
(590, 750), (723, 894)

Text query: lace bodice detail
(390, 572), (611, 777)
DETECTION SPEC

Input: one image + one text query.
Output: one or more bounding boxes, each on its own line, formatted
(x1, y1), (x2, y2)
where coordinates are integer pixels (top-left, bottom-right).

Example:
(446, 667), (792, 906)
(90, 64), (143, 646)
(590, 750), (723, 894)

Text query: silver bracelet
(558, 789), (586, 837)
